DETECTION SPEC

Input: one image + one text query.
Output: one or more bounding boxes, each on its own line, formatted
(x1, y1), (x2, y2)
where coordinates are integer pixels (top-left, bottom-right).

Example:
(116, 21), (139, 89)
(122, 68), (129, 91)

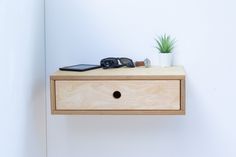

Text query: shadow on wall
(47, 75), (224, 157)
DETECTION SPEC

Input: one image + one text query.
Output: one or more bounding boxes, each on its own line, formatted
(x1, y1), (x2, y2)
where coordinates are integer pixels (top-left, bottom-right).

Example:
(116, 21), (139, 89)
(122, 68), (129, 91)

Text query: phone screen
(59, 64), (101, 72)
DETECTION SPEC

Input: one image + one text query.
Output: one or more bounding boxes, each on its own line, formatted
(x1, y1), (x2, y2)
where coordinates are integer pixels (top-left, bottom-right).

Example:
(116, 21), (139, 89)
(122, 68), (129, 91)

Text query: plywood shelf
(50, 66), (186, 115)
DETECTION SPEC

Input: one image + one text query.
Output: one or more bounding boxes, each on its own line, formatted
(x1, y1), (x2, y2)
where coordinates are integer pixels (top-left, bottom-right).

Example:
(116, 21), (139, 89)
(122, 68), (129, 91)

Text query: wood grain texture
(55, 80), (180, 110)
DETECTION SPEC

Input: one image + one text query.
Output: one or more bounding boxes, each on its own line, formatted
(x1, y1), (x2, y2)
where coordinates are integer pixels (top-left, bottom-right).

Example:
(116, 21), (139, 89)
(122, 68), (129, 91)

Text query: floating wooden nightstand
(50, 66), (185, 115)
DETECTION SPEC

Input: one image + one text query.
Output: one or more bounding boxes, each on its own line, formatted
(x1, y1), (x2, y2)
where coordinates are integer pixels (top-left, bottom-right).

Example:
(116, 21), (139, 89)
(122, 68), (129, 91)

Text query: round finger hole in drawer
(113, 91), (121, 99)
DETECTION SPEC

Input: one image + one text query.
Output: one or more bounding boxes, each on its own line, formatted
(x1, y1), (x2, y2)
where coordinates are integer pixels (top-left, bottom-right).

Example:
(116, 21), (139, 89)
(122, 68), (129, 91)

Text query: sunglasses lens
(119, 58), (135, 67)
(101, 57), (135, 69)
(100, 58), (119, 68)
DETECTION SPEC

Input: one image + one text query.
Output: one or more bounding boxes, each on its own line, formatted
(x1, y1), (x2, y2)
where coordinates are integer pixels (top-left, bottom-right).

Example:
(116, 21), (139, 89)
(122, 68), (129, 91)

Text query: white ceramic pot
(159, 53), (173, 67)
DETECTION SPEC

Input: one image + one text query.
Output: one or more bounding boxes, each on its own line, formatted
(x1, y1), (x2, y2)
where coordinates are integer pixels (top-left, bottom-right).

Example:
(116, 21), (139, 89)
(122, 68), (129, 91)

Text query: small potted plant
(155, 34), (176, 67)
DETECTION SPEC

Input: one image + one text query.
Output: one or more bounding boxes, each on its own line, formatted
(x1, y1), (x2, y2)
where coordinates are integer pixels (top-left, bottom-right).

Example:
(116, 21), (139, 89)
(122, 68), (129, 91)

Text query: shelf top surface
(51, 66), (185, 79)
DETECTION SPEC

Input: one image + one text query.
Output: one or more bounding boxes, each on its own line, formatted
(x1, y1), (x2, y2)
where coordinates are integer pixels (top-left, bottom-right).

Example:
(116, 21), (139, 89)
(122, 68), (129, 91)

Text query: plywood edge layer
(50, 75), (185, 80)
(51, 110), (185, 115)
(50, 80), (56, 112)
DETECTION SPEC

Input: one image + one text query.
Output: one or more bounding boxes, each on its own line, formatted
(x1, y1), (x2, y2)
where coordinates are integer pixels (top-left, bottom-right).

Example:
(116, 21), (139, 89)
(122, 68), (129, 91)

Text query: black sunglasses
(100, 57), (135, 69)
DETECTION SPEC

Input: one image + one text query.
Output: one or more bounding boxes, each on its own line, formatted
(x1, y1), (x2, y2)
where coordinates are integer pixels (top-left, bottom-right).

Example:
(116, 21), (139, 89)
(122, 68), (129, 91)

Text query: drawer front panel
(55, 80), (180, 110)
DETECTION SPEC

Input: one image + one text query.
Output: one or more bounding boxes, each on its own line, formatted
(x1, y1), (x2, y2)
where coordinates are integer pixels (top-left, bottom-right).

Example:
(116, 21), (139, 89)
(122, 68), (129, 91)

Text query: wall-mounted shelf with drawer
(50, 66), (185, 115)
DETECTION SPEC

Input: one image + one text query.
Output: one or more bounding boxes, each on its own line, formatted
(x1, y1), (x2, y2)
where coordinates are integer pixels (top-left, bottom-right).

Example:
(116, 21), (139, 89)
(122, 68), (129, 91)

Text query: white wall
(0, 0), (46, 157)
(46, 0), (236, 157)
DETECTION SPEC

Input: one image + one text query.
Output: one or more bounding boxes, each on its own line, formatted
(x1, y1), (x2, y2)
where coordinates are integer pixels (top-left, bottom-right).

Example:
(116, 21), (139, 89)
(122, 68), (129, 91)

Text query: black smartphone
(59, 64), (101, 72)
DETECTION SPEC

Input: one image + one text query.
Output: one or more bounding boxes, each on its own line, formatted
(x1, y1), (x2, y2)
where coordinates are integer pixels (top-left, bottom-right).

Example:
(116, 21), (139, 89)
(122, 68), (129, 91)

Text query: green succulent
(155, 34), (176, 53)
